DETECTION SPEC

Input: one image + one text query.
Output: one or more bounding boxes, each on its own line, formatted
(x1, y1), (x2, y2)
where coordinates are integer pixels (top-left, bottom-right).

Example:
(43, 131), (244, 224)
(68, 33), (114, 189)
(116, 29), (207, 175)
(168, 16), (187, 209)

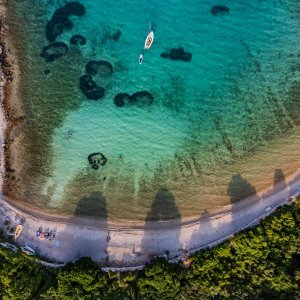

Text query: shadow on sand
(273, 168), (287, 191)
(52, 191), (109, 264)
(187, 172), (261, 253)
(74, 191), (107, 219)
(140, 187), (181, 261)
(48, 169), (294, 266)
(145, 188), (181, 221)
(227, 173), (259, 204)
(139, 169), (292, 265)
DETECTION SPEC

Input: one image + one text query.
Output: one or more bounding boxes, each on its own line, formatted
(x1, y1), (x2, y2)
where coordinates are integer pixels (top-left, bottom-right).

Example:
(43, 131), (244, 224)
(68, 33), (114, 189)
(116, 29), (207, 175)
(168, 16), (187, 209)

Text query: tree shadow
(74, 191), (107, 219)
(273, 169), (287, 190)
(141, 188), (181, 261)
(51, 191), (109, 264)
(145, 188), (181, 221)
(273, 168), (290, 199)
(227, 173), (259, 204)
(188, 174), (260, 254)
(186, 170), (292, 258)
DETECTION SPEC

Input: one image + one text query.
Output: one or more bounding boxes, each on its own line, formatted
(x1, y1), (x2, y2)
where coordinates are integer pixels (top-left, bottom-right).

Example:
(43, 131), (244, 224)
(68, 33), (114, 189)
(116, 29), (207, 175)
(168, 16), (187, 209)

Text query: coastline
(0, 21), (5, 194)
(1, 168), (299, 268)
(0, 1), (26, 203)
(0, 1), (299, 268)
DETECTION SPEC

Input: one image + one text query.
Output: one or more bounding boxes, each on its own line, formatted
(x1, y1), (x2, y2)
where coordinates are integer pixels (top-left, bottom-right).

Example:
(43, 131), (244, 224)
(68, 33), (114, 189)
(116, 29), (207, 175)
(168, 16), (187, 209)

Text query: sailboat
(144, 31), (154, 49)
(139, 23), (155, 63)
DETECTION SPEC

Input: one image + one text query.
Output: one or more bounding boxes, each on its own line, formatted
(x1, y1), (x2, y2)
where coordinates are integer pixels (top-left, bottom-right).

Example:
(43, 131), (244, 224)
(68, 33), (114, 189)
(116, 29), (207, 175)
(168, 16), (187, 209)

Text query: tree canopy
(0, 197), (299, 299)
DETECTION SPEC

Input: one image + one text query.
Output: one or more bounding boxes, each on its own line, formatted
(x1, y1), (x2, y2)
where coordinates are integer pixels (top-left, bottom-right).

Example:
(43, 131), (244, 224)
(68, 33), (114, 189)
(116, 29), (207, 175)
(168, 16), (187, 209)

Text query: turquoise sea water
(7, 0), (300, 220)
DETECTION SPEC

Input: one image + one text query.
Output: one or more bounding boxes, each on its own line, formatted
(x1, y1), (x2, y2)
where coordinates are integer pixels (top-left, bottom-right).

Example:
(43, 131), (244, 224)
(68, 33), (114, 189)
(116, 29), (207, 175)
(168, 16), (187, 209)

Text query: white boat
(21, 245), (36, 256)
(139, 54), (143, 64)
(144, 31), (154, 49)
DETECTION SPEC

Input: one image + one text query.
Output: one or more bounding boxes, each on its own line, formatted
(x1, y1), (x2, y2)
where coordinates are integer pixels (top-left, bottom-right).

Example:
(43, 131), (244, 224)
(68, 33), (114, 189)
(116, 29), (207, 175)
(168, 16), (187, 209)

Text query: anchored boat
(144, 31), (154, 49)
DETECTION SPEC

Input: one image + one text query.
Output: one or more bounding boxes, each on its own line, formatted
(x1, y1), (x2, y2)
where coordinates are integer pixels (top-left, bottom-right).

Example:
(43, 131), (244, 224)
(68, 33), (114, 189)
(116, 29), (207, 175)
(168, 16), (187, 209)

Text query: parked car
(264, 207), (271, 213)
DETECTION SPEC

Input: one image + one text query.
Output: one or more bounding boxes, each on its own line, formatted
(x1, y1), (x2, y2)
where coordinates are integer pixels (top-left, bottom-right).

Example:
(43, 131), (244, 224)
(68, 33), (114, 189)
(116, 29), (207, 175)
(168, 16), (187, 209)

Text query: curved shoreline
(0, 3), (300, 268)
(1, 170), (299, 268)
(2, 168), (300, 229)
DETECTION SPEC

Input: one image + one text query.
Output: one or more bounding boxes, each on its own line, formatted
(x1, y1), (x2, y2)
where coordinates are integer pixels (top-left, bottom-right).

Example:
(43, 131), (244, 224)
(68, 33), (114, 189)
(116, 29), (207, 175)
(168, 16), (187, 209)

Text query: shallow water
(6, 0), (300, 220)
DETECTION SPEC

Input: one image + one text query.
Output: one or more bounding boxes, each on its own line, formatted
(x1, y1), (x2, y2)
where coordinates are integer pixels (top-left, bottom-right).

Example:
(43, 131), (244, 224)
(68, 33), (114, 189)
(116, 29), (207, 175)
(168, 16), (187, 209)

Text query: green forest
(0, 197), (299, 299)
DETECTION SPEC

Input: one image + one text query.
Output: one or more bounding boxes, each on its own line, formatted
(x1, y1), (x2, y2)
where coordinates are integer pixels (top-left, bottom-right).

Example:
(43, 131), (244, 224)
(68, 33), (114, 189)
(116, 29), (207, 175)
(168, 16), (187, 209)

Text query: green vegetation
(0, 198), (300, 299)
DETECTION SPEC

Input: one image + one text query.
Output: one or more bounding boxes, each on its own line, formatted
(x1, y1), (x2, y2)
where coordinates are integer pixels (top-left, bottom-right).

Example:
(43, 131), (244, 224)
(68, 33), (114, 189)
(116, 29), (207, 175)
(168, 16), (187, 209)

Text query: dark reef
(111, 29), (122, 41)
(88, 152), (107, 170)
(113, 91), (154, 107)
(131, 91), (154, 106)
(45, 2), (86, 42)
(160, 47), (192, 62)
(85, 60), (113, 76)
(80, 60), (113, 100)
(40, 42), (69, 62)
(79, 75), (105, 100)
(210, 5), (230, 16)
(100, 27), (123, 45)
(64, 1), (86, 16)
(113, 93), (132, 107)
(70, 34), (86, 45)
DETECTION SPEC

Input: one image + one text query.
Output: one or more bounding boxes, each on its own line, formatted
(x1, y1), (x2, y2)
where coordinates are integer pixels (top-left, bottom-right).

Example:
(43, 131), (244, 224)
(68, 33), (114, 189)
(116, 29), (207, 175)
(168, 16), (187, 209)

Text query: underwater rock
(43, 69), (51, 75)
(40, 42), (69, 62)
(64, 1), (86, 16)
(113, 91), (154, 107)
(113, 93), (131, 107)
(131, 91), (154, 105)
(85, 60), (113, 76)
(46, 19), (68, 42)
(61, 17), (73, 30)
(52, 7), (70, 19)
(70, 34), (86, 45)
(45, 9), (73, 42)
(169, 47), (192, 62)
(111, 29), (122, 41)
(100, 27), (123, 45)
(79, 75), (105, 100)
(210, 5), (230, 16)
(88, 152), (107, 170)
(45, 2), (85, 42)
(160, 47), (192, 62)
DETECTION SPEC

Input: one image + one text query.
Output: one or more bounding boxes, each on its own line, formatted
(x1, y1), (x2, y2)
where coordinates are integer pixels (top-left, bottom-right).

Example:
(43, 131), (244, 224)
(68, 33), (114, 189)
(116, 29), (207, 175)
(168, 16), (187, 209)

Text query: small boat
(144, 31), (154, 49)
(139, 54), (143, 64)
(14, 225), (23, 240)
(21, 245), (36, 256)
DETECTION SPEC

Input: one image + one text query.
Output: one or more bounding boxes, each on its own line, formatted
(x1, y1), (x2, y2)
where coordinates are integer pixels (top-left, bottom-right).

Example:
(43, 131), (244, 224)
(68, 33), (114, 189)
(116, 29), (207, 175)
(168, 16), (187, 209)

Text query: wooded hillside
(0, 198), (299, 299)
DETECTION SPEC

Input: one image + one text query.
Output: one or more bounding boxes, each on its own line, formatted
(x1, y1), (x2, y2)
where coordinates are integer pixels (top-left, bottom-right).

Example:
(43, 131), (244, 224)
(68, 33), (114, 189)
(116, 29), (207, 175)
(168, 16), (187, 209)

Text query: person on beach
(106, 231), (111, 242)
